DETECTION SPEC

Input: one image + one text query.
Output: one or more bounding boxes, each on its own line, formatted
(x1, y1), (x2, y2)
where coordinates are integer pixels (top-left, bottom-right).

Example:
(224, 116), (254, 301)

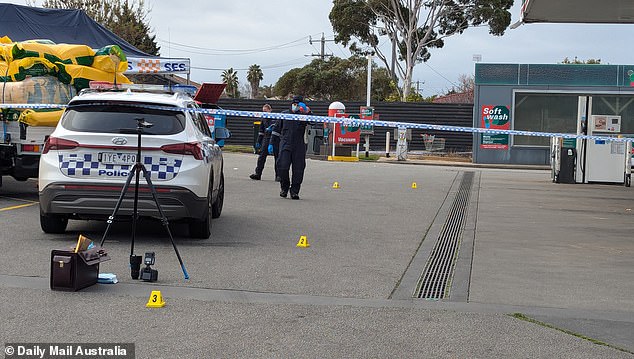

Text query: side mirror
(214, 127), (231, 140)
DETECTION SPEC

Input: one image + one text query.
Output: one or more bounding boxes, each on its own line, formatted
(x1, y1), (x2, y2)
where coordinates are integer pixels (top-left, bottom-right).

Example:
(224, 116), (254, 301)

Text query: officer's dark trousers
(277, 148), (306, 194)
(254, 137), (278, 177)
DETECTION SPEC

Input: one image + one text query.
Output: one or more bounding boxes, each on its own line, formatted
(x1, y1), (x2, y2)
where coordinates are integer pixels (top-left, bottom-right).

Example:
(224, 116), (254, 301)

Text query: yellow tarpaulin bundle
(12, 41), (95, 66)
(7, 57), (58, 81)
(92, 45), (127, 73)
(18, 108), (65, 127)
(0, 60), (7, 79)
(0, 44), (11, 62)
(51, 44), (95, 66)
(0, 37), (131, 90)
(57, 63), (131, 90)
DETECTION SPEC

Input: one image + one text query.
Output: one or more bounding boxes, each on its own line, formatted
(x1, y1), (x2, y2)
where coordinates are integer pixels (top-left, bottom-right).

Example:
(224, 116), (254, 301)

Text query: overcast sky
(13, 1), (634, 96)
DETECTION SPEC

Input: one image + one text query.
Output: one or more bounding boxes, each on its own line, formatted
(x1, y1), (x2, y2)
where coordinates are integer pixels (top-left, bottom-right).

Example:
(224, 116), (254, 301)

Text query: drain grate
(415, 172), (474, 299)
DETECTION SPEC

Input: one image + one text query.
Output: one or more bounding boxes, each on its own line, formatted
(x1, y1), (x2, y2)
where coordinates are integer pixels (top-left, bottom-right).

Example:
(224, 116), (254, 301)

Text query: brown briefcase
(50, 246), (110, 291)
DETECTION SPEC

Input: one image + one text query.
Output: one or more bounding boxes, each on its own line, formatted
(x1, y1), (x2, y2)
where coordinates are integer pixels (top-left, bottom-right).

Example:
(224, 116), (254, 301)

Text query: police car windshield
(62, 104), (186, 135)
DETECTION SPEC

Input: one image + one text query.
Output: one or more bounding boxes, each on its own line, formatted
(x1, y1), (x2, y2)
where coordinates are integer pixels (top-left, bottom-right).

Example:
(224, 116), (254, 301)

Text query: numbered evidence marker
(146, 290), (165, 308)
(296, 235), (310, 248)
(332, 181), (340, 189)
(411, 182), (417, 189)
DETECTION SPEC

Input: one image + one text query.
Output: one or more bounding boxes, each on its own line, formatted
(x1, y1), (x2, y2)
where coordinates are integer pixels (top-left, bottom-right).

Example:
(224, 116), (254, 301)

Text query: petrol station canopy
(512, 0), (634, 28)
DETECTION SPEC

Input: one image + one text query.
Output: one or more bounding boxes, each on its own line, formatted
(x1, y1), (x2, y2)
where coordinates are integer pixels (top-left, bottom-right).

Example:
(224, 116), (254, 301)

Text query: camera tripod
(99, 117), (189, 280)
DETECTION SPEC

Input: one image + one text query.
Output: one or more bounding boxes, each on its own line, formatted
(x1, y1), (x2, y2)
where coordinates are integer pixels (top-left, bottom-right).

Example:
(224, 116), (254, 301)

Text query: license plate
(99, 152), (137, 165)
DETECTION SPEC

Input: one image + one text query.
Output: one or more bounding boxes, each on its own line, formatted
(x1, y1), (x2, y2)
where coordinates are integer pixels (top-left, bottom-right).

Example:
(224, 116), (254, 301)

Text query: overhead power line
(191, 57), (309, 71)
(157, 34), (324, 56)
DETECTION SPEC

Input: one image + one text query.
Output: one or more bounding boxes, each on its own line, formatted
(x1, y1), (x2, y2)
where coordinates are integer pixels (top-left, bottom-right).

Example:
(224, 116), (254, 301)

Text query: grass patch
(510, 313), (633, 354)
(223, 145), (254, 153)
(358, 154), (380, 161)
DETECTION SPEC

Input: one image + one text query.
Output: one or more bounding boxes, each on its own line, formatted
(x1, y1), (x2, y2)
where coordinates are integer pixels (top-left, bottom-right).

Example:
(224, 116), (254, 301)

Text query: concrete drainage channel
(391, 171), (479, 301)
(415, 171), (474, 299)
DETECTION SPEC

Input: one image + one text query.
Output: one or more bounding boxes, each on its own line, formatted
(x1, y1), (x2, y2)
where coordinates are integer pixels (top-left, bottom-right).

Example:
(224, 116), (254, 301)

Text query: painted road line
(0, 202), (38, 211)
(0, 196), (39, 212)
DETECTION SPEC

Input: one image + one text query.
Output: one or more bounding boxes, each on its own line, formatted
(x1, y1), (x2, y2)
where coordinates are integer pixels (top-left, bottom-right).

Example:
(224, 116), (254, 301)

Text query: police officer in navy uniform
(250, 103), (280, 181)
(272, 95), (312, 199)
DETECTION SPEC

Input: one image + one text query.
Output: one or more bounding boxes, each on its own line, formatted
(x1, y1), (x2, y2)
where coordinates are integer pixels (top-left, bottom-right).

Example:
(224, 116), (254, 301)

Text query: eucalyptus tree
(330, 0), (513, 100)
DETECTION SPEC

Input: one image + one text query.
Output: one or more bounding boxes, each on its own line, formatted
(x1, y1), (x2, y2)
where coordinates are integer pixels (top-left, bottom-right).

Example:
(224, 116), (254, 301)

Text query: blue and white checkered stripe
(143, 156), (182, 180)
(59, 153), (182, 180)
(6, 102), (634, 143)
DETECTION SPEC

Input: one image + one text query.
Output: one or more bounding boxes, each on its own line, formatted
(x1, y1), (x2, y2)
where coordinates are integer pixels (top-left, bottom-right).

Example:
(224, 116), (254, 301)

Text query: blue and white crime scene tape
(2, 102), (633, 144)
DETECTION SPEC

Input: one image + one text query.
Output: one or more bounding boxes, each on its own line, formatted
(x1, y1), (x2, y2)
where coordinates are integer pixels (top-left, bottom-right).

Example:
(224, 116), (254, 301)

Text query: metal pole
(332, 125), (336, 159)
(366, 55), (372, 158)
(366, 55), (372, 107)
(321, 33), (326, 60)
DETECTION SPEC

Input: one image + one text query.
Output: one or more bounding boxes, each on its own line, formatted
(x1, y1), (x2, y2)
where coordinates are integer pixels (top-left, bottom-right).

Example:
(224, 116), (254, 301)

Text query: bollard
(385, 131), (390, 158)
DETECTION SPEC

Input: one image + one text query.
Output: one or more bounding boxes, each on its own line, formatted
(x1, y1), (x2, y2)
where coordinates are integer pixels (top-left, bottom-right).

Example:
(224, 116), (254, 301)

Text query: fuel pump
(583, 114), (625, 183)
(573, 96), (631, 185)
(552, 96), (632, 186)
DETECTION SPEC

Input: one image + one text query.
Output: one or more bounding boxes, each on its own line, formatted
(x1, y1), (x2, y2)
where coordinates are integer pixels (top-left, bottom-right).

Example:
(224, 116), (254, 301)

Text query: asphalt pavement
(0, 152), (633, 358)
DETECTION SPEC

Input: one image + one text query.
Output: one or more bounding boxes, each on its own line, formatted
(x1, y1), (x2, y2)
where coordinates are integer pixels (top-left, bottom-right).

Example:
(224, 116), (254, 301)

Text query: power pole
(308, 33), (334, 60)
(415, 80), (425, 95)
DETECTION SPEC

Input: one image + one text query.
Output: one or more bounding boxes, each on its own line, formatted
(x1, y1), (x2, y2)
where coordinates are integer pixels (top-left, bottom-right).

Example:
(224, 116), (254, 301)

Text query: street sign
(360, 106), (374, 135)
(334, 113), (361, 144)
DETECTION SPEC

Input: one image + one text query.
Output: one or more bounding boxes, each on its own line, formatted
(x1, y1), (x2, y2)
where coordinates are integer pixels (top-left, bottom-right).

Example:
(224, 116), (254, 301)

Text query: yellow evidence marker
(411, 182), (417, 189)
(332, 182), (340, 189)
(146, 290), (165, 308)
(296, 235), (310, 248)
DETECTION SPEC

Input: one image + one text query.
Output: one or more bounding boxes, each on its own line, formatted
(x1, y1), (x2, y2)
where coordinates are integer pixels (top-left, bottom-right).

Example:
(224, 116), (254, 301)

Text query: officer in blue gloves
(272, 95), (312, 199)
(250, 103), (280, 181)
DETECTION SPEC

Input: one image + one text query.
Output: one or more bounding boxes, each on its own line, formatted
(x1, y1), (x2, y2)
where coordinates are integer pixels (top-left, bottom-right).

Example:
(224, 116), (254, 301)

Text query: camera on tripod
(101, 115), (189, 281)
(130, 255), (142, 280)
(139, 252), (158, 282)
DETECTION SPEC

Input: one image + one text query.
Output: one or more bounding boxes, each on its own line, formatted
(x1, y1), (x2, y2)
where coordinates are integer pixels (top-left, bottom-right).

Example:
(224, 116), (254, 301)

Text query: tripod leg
(130, 163), (142, 257)
(99, 167), (137, 247)
(140, 165), (190, 280)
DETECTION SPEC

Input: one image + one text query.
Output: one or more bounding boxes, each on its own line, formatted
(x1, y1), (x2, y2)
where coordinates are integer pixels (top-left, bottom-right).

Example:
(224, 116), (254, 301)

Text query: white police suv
(38, 87), (230, 239)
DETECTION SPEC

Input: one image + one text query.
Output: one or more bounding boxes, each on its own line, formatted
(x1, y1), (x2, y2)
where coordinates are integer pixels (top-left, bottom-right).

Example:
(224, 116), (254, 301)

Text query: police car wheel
(211, 172), (224, 219)
(188, 177), (212, 239)
(40, 213), (68, 234)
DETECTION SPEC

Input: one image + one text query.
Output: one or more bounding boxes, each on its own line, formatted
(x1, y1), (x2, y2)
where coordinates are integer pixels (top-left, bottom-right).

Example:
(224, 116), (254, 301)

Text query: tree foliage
(561, 57), (601, 64)
(330, 0), (513, 100)
(246, 64), (264, 99)
(274, 56), (396, 101)
(38, 0), (160, 55)
(221, 68), (239, 98)
(260, 84), (274, 98)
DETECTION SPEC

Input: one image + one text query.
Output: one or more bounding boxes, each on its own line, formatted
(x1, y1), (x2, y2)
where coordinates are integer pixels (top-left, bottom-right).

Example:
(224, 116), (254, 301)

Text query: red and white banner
(125, 57), (190, 74)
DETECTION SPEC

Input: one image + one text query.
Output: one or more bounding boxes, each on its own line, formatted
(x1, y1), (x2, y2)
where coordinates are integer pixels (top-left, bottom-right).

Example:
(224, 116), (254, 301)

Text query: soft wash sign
(480, 105), (510, 149)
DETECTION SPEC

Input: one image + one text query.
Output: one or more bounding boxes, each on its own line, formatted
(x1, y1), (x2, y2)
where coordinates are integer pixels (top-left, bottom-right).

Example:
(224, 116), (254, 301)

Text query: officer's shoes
(280, 189), (288, 198)
(249, 173), (261, 180)
(290, 192), (300, 200)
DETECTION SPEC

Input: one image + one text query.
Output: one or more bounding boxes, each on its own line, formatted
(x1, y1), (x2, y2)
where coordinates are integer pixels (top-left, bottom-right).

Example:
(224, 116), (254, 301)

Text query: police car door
(188, 104), (216, 174)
